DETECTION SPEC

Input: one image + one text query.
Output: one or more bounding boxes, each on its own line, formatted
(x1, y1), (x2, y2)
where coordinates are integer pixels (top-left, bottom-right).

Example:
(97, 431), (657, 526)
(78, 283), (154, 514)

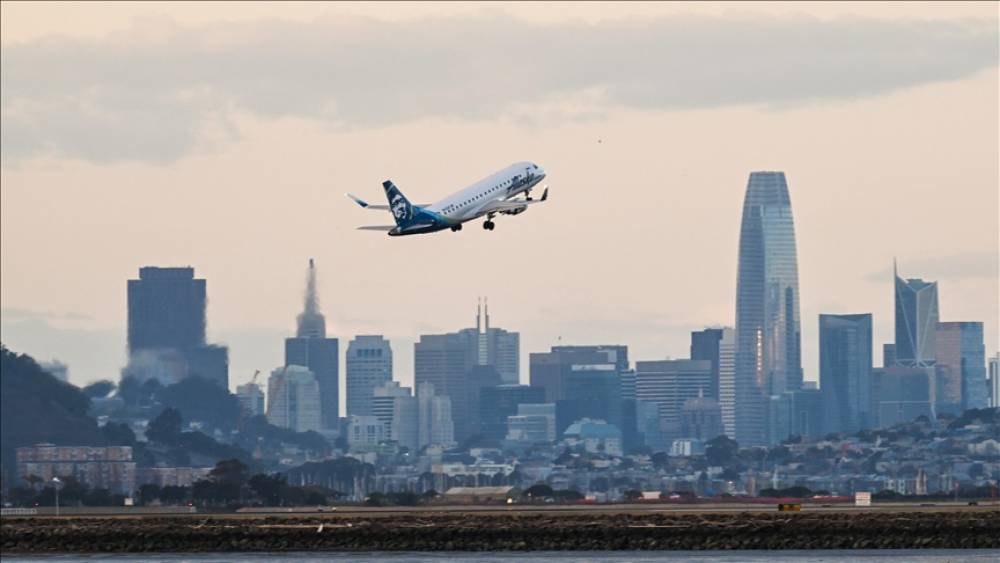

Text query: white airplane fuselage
(350, 161), (548, 236)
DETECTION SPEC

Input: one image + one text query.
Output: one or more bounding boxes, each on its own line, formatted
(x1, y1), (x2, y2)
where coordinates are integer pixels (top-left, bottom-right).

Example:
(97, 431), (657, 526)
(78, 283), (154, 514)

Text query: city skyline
(1, 2), (997, 403)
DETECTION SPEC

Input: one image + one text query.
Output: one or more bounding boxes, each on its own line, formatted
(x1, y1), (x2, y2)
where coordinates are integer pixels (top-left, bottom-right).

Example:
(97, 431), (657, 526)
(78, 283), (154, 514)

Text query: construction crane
(235, 369), (264, 431)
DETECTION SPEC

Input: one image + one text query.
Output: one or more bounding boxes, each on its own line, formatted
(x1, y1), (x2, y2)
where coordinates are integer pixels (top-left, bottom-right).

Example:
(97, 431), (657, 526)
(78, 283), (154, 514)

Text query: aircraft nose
(535, 167), (546, 179)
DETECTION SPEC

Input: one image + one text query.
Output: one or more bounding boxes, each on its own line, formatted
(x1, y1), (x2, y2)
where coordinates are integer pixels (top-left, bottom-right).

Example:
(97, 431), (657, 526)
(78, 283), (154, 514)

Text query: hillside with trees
(0, 345), (107, 476)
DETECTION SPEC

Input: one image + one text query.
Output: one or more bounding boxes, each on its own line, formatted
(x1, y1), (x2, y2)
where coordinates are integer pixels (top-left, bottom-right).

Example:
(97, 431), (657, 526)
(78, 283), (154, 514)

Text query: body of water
(5, 550), (999, 562)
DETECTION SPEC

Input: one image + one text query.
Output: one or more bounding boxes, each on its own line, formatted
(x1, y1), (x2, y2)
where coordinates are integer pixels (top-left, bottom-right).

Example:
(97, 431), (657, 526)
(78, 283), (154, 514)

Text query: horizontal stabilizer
(357, 225), (395, 231)
(346, 193), (389, 210)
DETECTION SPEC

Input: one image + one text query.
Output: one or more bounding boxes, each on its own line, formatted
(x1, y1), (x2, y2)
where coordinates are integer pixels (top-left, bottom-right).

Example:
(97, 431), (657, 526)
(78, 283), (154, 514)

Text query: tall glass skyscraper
(819, 313), (873, 435)
(893, 264), (939, 368)
(735, 171), (803, 446)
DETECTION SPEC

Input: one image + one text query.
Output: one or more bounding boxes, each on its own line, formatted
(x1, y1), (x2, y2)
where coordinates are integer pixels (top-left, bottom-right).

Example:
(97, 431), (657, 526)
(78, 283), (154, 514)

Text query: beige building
(267, 365), (322, 432)
(16, 444), (136, 495)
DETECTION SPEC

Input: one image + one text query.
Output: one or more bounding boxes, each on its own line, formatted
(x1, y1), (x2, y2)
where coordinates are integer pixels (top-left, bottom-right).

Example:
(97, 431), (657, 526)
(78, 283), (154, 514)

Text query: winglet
(346, 193), (370, 208)
(540, 186), (549, 202)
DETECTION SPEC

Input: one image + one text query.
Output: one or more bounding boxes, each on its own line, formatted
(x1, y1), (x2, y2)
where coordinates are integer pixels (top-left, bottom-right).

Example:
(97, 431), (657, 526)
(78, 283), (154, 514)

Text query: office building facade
(480, 384), (546, 441)
(125, 266), (228, 388)
(346, 335), (393, 417)
(266, 365), (322, 433)
(635, 359), (714, 442)
(872, 366), (934, 428)
(819, 313), (873, 434)
(935, 321), (987, 413)
(236, 382), (266, 417)
(414, 301), (519, 441)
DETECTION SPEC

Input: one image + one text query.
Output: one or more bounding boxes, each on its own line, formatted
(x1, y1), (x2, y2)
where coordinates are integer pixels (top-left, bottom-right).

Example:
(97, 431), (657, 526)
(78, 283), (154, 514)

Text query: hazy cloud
(2, 14), (996, 162)
(0, 307), (93, 322)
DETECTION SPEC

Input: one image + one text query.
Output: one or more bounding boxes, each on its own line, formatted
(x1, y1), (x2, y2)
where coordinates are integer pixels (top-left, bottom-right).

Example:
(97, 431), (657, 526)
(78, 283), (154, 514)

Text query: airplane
(347, 161), (548, 236)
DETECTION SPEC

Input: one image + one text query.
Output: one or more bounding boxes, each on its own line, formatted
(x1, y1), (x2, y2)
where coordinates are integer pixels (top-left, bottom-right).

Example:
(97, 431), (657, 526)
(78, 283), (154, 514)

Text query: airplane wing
(479, 187), (549, 215)
(356, 225), (395, 231)
(346, 193), (428, 210)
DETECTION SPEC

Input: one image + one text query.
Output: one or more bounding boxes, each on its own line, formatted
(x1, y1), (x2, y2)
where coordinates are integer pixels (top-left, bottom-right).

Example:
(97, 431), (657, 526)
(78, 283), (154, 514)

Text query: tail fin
(383, 180), (415, 227)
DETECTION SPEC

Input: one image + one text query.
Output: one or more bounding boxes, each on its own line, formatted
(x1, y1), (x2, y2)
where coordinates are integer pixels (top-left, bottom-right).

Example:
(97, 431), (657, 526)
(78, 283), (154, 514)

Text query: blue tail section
(383, 180), (416, 227)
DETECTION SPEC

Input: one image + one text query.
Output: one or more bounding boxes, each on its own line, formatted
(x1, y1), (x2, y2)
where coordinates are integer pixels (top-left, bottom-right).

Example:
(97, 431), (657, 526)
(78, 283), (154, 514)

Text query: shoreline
(3, 510), (999, 553)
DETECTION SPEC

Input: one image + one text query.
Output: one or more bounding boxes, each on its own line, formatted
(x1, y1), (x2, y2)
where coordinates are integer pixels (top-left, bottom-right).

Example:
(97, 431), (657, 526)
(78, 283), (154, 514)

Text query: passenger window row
(445, 179), (515, 214)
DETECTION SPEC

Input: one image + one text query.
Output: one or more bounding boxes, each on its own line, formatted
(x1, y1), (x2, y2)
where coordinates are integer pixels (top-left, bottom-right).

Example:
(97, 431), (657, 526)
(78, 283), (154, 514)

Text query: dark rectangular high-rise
(529, 345), (628, 403)
(479, 385), (546, 441)
(819, 313), (873, 435)
(690, 328), (723, 400)
(125, 266), (228, 388)
(127, 267), (205, 353)
(556, 365), (624, 436)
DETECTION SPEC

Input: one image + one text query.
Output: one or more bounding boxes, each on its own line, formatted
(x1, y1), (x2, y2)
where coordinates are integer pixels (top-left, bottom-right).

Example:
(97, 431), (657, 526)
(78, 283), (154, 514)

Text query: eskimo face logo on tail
(390, 194), (410, 221)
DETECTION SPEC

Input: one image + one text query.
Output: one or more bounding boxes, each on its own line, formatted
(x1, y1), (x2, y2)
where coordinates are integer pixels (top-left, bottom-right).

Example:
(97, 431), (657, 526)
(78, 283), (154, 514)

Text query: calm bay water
(5, 551), (999, 562)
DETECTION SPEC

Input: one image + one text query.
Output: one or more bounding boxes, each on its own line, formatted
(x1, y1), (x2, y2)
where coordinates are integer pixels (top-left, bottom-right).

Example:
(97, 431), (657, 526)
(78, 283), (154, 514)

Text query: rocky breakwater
(3, 510), (999, 553)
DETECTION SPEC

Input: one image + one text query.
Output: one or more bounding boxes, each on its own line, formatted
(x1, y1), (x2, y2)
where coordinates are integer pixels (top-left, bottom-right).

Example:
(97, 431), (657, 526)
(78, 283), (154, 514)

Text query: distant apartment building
(346, 335), (393, 417)
(346, 415), (387, 449)
(266, 365), (322, 433)
(372, 381), (418, 451)
(124, 266), (229, 388)
(16, 444), (136, 495)
(417, 382), (455, 449)
(505, 403), (557, 444)
(935, 321), (987, 413)
(236, 382), (265, 417)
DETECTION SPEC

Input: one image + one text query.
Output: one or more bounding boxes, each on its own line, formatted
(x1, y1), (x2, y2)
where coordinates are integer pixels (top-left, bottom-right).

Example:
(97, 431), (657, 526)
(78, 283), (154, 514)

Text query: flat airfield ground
(6, 500), (998, 518)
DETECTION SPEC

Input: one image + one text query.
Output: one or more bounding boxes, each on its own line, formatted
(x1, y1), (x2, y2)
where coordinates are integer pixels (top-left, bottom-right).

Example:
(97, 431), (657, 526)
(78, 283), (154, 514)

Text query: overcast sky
(2, 2), (997, 409)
